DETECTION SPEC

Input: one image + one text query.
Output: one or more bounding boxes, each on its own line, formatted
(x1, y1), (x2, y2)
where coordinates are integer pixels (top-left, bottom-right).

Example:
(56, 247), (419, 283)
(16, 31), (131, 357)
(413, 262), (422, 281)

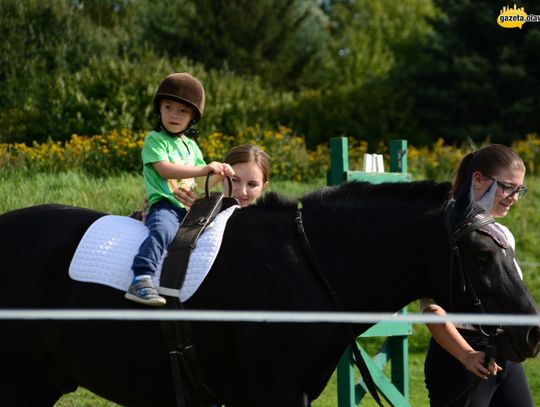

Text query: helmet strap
(184, 122), (199, 138)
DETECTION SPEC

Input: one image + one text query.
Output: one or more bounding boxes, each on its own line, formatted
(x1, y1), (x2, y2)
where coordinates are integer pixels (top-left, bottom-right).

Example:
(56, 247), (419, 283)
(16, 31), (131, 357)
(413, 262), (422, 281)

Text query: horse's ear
(476, 179), (497, 213)
(452, 175), (496, 223)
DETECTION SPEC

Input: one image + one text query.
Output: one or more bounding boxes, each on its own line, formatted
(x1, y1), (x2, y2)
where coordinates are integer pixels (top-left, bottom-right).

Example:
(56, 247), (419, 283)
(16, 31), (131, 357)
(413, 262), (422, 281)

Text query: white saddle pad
(69, 205), (238, 302)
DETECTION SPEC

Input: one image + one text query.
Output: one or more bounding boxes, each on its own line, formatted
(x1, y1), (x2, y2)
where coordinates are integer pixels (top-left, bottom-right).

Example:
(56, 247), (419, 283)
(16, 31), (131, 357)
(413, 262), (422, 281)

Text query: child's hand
(206, 161), (235, 177)
(206, 161), (224, 175)
(223, 163), (235, 177)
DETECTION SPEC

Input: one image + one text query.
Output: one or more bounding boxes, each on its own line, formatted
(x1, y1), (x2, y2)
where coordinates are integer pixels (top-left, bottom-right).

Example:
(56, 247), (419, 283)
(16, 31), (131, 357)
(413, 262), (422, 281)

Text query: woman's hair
(452, 144), (525, 197)
(224, 144), (270, 183)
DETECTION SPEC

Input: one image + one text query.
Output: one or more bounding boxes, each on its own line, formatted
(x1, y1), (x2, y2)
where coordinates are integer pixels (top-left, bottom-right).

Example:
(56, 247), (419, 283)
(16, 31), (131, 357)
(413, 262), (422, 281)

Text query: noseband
(443, 200), (504, 338)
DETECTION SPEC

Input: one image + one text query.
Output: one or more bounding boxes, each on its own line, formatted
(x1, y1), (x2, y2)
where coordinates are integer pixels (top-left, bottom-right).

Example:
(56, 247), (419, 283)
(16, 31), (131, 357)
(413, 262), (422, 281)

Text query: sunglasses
(484, 174), (528, 199)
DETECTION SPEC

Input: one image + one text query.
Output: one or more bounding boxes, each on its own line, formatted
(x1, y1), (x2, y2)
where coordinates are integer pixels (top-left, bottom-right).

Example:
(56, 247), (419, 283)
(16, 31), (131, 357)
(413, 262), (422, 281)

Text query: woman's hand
(423, 303), (503, 380)
(173, 184), (198, 208)
(462, 350), (502, 380)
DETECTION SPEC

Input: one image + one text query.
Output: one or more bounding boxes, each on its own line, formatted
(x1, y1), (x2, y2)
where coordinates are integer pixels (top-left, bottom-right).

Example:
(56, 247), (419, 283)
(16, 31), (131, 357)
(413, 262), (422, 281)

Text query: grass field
(54, 353), (540, 406)
(0, 172), (538, 406)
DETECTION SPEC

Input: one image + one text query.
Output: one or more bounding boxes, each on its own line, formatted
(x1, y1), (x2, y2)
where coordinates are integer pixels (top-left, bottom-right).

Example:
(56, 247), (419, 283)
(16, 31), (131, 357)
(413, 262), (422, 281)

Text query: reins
(295, 201), (386, 407)
(295, 199), (506, 407)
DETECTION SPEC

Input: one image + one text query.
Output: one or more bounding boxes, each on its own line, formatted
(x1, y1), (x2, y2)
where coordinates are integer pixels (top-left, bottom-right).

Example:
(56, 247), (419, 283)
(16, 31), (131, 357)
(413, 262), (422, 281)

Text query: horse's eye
(477, 252), (490, 262)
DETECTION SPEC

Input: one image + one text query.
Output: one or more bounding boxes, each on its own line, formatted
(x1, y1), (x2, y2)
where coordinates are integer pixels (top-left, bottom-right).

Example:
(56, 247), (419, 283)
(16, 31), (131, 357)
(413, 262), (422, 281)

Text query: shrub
(513, 134), (540, 176)
(1, 130), (539, 182)
(407, 139), (466, 181)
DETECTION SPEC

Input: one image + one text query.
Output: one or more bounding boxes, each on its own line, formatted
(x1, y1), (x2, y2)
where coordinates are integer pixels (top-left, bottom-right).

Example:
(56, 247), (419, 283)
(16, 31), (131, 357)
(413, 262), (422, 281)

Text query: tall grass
(0, 172), (538, 407)
(0, 172), (145, 215)
(0, 171), (326, 215)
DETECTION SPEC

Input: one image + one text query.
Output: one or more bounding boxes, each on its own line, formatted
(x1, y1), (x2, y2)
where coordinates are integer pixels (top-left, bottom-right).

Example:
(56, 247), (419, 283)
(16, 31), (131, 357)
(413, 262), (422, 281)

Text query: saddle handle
(205, 172), (233, 198)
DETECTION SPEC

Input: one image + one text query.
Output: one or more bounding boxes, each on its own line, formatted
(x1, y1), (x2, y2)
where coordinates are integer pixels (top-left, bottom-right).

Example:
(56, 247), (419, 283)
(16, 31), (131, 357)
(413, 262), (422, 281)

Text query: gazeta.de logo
(498, 4), (540, 29)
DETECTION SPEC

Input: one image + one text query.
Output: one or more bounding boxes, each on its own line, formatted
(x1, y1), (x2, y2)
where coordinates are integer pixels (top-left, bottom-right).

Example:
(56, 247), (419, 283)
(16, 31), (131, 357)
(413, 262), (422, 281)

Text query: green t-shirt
(141, 130), (206, 208)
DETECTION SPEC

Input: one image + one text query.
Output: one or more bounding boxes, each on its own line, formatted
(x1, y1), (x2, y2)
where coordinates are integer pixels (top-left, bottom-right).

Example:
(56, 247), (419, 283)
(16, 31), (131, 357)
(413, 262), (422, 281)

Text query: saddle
(159, 175), (237, 297)
(160, 174), (237, 407)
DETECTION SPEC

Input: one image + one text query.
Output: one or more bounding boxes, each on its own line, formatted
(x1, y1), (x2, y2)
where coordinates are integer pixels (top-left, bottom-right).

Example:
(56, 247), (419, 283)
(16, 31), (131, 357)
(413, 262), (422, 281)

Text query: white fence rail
(0, 309), (538, 325)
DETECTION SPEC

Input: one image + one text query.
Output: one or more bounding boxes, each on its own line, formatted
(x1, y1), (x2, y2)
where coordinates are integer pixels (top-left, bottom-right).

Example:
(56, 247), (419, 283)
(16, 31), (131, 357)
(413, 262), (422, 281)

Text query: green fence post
(390, 336), (409, 400)
(330, 136), (412, 407)
(327, 137), (349, 186)
(389, 140), (408, 174)
(337, 348), (355, 407)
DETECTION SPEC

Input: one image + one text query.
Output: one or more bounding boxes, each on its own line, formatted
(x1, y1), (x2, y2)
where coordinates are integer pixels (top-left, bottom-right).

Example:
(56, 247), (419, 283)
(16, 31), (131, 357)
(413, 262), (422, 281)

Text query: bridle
(443, 200), (505, 407)
(443, 199), (504, 336)
(295, 199), (508, 406)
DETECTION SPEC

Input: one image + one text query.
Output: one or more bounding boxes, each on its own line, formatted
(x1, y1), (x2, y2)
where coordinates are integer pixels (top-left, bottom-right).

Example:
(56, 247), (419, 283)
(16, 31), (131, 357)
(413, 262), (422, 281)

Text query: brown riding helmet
(153, 73), (206, 122)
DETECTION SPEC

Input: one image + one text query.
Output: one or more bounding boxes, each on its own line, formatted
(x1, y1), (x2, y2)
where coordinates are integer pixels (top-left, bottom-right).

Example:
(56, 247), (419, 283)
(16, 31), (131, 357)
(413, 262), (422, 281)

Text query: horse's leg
(0, 378), (65, 407)
(0, 354), (65, 407)
(0, 381), (52, 407)
(226, 380), (309, 407)
(0, 322), (74, 407)
(228, 394), (308, 407)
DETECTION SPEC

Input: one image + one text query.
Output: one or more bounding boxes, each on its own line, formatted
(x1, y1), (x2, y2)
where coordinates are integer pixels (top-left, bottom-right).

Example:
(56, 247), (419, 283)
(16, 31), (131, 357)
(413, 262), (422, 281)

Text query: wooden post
(337, 348), (355, 405)
(390, 336), (409, 399)
(330, 136), (412, 407)
(327, 137), (349, 186)
(389, 140), (408, 174)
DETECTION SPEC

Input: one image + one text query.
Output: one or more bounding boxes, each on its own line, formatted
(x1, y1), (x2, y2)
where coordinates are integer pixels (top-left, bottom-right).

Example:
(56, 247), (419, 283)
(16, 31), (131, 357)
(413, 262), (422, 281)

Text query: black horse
(0, 181), (538, 407)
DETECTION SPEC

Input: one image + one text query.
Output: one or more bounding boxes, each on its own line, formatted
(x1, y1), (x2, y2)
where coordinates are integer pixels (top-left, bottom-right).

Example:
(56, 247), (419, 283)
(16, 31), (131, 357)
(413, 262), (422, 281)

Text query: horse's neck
(310, 206), (445, 313)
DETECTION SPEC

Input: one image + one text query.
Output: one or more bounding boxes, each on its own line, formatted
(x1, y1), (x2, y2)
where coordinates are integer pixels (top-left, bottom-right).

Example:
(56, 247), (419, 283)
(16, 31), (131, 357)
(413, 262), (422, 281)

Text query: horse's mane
(253, 180), (452, 212)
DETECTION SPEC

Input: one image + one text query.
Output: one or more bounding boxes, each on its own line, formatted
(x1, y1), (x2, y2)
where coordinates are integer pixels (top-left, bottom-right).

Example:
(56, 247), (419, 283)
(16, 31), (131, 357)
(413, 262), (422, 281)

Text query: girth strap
(159, 175), (236, 407)
(161, 298), (218, 406)
(159, 190), (223, 406)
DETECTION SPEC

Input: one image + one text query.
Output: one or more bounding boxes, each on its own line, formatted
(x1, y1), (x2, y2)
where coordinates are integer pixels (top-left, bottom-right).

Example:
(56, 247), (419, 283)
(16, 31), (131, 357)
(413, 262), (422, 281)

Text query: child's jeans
(132, 199), (187, 277)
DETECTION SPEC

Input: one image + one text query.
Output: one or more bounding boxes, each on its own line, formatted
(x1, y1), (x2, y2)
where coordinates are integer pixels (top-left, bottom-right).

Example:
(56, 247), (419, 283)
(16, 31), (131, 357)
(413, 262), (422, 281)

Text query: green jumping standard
(328, 137), (412, 407)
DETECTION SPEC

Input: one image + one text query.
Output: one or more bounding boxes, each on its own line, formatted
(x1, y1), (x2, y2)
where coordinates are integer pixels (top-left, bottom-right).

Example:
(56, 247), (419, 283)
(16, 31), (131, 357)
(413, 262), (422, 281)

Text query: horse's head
(443, 182), (540, 362)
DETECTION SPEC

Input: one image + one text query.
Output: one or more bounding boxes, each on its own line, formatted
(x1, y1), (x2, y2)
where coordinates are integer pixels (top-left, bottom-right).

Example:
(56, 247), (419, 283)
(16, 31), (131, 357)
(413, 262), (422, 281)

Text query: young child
(125, 72), (234, 306)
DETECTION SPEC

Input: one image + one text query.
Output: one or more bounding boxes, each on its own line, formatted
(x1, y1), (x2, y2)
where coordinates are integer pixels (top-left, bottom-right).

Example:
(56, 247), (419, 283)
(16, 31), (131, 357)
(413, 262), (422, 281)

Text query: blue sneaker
(125, 275), (166, 306)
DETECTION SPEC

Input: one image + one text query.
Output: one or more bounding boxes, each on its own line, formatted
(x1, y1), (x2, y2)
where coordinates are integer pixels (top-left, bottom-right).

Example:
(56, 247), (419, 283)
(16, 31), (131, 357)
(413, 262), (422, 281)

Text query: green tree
(0, 0), (124, 142)
(279, 0), (437, 147)
(395, 0), (540, 145)
(131, 0), (330, 89)
(315, 1), (436, 87)
(71, 0), (133, 28)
